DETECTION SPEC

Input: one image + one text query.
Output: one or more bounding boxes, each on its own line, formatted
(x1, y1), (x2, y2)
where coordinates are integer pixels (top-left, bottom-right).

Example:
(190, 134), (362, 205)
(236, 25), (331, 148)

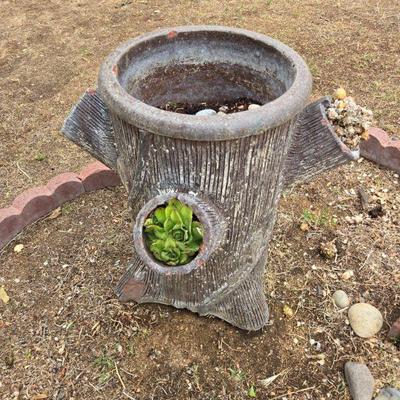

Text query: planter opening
(116, 30), (297, 111)
(143, 198), (204, 266)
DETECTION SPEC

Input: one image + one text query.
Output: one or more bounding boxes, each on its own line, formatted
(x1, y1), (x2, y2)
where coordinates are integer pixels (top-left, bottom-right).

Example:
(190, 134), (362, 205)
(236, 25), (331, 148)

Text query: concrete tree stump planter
(62, 26), (357, 330)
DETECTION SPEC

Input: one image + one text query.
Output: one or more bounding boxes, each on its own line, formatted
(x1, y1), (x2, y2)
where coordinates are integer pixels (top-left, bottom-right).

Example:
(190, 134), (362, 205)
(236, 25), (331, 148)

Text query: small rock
(248, 104), (261, 110)
(346, 214), (364, 224)
(13, 244), (24, 253)
(375, 387), (400, 400)
(344, 361), (374, 400)
(309, 338), (321, 351)
(388, 317), (400, 339)
(58, 342), (65, 355)
(320, 240), (337, 259)
(196, 109), (216, 116)
(333, 290), (350, 308)
(341, 270), (354, 280)
(348, 303), (383, 338)
(217, 111), (227, 116)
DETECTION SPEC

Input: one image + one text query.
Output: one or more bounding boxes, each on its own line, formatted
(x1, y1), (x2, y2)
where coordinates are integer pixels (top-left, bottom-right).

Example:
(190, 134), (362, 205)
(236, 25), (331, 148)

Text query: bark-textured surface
(61, 90), (117, 169)
(283, 97), (358, 188)
(61, 92), (356, 330)
(112, 115), (295, 330)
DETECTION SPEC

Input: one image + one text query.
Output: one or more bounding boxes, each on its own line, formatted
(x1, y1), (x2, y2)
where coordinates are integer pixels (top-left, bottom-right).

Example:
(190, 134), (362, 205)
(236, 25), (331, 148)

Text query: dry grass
(0, 0), (399, 399)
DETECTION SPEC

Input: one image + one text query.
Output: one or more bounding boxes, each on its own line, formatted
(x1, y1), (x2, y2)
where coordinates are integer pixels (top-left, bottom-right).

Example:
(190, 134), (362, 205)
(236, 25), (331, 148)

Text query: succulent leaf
(169, 198), (183, 210)
(170, 210), (182, 225)
(191, 221), (204, 242)
(172, 228), (186, 242)
(153, 207), (166, 224)
(180, 206), (193, 229)
(163, 218), (175, 232)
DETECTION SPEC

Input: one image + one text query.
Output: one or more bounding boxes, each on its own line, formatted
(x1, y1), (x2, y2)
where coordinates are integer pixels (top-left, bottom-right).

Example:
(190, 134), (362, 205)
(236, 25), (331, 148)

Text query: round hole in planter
(133, 193), (224, 275)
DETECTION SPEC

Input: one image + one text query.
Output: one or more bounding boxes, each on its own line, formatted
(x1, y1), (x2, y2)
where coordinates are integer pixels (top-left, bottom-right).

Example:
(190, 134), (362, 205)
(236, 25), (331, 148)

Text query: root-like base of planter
(116, 257), (269, 331)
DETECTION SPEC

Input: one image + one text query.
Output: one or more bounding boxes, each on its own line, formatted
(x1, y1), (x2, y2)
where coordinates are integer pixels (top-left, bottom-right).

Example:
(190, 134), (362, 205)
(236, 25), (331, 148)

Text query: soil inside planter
(159, 97), (261, 114)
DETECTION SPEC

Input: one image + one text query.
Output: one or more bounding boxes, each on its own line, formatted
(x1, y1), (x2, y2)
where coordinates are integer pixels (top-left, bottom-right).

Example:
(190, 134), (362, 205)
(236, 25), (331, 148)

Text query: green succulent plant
(144, 198), (204, 266)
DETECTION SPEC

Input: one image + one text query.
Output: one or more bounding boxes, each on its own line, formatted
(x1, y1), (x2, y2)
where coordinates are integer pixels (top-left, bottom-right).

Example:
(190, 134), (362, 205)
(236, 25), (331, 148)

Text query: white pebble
(248, 104), (261, 110)
(195, 109), (216, 116)
(341, 270), (354, 280)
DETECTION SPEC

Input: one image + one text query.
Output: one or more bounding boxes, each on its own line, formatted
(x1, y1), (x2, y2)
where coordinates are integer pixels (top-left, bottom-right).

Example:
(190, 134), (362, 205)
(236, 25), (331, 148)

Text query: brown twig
(270, 386), (316, 399)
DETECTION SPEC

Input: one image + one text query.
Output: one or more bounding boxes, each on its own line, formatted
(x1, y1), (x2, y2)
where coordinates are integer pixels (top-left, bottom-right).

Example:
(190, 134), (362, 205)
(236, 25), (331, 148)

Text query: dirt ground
(0, 0), (399, 399)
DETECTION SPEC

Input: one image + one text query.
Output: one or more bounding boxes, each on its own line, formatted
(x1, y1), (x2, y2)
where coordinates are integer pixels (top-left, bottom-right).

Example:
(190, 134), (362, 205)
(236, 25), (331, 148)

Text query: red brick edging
(360, 127), (400, 173)
(0, 162), (121, 250)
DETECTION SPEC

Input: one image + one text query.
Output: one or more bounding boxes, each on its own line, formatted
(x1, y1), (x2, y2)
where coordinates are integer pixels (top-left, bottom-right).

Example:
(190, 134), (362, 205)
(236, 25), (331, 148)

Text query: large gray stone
(375, 387), (400, 400)
(345, 361), (375, 400)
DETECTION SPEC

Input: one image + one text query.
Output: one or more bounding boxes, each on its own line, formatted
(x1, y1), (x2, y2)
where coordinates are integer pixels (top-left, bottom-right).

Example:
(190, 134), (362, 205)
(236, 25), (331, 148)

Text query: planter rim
(98, 25), (312, 141)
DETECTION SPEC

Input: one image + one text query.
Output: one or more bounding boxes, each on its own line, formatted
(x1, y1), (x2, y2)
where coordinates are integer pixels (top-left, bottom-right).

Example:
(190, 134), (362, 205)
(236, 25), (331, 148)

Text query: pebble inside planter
(62, 26), (358, 330)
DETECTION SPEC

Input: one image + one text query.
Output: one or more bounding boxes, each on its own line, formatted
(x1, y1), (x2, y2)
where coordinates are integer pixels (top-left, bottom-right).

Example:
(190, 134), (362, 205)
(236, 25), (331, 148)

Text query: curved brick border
(0, 161), (121, 250)
(360, 127), (400, 173)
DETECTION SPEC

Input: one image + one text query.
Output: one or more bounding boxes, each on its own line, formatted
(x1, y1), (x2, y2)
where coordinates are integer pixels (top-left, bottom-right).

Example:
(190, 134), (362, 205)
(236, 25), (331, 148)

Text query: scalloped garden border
(0, 128), (399, 251)
(360, 127), (400, 173)
(0, 161), (121, 250)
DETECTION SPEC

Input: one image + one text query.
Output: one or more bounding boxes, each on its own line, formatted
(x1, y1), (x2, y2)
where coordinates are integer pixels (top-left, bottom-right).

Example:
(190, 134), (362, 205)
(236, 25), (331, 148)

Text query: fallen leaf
(248, 386), (256, 398)
(283, 305), (294, 318)
(300, 222), (310, 232)
(48, 207), (62, 220)
(258, 372), (281, 388)
(58, 341), (65, 355)
(0, 287), (10, 304)
(361, 131), (369, 140)
(31, 394), (48, 400)
(14, 243), (24, 253)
